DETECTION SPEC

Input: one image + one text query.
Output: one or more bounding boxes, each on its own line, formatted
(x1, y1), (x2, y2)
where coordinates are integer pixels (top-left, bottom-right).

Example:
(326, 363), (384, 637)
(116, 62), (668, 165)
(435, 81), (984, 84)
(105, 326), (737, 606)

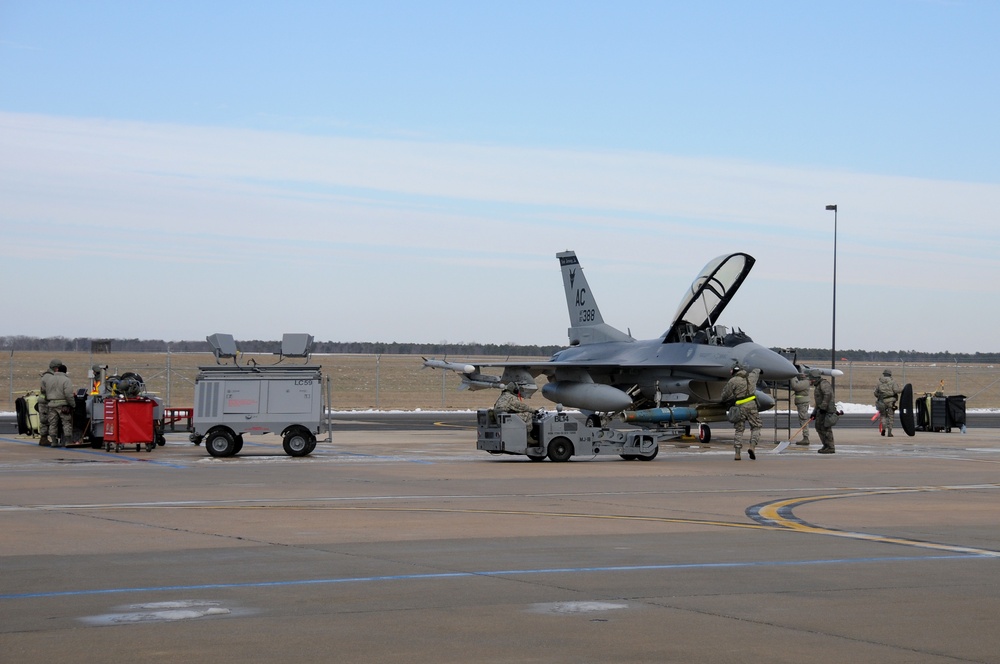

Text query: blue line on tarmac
(0, 436), (188, 468)
(2, 553), (990, 600)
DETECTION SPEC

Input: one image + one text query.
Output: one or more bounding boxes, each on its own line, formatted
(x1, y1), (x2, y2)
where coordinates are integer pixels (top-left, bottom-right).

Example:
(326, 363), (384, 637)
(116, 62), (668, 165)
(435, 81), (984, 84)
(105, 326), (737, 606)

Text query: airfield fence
(4, 351), (1000, 413)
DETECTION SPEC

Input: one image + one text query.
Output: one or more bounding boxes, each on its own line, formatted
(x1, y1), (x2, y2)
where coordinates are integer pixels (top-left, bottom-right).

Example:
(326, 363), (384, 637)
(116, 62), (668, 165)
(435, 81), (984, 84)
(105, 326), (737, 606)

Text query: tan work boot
(39, 435), (50, 446)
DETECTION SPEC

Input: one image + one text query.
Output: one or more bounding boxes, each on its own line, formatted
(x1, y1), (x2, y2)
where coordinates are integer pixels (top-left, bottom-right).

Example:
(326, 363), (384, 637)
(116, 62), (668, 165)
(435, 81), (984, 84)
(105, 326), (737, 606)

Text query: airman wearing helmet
(494, 382), (534, 426)
(874, 369), (902, 437)
(720, 363), (762, 461)
(810, 371), (837, 453)
(40, 362), (76, 447)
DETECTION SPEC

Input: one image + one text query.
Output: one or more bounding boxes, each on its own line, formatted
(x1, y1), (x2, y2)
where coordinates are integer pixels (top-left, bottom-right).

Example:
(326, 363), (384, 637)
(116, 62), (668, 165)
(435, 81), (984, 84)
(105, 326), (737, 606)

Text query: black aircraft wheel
(698, 423), (712, 444)
(283, 428), (315, 457)
(899, 383), (916, 437)
(638, 445), (659, 461)
(585, 414), (601, 428)
(205, 429), (237, 457)
(547, 437), (574, 462)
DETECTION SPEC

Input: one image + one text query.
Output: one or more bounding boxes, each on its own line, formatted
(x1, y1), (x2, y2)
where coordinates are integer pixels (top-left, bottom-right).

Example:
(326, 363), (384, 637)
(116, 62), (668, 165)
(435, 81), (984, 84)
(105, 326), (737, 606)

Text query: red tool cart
(103, 397), (157, 453)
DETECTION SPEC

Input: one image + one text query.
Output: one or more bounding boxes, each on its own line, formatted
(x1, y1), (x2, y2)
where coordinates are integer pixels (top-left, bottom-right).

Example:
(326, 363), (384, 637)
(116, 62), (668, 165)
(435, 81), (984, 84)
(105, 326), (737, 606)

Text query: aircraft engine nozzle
(541, 381), (633, 412)
(623, 407), (700, 424)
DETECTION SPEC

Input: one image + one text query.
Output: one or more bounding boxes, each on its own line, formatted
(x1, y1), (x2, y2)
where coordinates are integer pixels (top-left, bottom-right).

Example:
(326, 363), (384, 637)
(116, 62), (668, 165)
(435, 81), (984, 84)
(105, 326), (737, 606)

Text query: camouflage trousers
(795, 401), (811, 442)
(815, 419), (835, 450)
(37, 401), (49, 436)
(46, 404), (74, 446)
(878, 399), (897, 435)
(733, 405), (762, 450)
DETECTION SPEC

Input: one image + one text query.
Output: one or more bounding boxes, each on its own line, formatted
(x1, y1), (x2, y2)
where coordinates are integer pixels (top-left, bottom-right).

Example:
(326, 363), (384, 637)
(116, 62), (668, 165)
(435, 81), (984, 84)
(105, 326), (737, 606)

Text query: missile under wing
(424, 251), (798, 421)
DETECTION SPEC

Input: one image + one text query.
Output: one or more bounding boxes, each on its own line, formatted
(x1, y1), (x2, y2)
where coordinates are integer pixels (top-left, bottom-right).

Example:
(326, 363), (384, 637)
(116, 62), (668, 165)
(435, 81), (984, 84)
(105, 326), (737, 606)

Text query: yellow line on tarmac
(755, 486), (1000, 557)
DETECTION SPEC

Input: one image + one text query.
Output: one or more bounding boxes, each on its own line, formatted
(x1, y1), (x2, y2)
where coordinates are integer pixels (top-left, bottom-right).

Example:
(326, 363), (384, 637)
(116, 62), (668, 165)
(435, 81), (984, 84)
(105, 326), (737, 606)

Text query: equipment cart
(103, 396), (157, 453)
(190, 333), (331, 458)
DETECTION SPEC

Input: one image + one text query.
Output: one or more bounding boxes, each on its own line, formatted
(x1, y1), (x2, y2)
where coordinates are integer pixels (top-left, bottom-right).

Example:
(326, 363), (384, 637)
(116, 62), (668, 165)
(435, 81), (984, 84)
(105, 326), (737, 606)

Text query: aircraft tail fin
(558, 251), (633, 345)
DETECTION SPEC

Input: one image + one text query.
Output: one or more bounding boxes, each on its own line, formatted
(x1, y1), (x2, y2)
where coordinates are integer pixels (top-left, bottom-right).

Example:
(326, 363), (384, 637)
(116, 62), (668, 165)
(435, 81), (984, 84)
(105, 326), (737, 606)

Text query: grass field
(5, 351), (998, 412)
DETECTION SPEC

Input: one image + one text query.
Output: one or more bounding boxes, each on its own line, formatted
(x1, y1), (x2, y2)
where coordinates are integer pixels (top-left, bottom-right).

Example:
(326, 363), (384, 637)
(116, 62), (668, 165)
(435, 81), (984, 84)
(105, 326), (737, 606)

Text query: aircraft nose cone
(743, 345), (798, 380)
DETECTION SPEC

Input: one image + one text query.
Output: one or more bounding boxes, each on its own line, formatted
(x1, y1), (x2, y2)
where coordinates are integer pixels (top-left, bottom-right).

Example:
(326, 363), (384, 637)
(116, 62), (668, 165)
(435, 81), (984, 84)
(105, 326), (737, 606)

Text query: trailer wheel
(698, 423), (711, 444)
(283, 428), (314, 457)
(205, 429), (237, 457)
(547, 437), (574, 462)
(638, 445), (658, 461)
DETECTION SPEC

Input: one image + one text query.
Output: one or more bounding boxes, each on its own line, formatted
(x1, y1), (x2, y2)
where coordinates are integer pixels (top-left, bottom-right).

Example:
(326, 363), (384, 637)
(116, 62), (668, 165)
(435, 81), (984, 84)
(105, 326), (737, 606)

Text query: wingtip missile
(422, 358), (477, 374)
(797, 364), (844, 378)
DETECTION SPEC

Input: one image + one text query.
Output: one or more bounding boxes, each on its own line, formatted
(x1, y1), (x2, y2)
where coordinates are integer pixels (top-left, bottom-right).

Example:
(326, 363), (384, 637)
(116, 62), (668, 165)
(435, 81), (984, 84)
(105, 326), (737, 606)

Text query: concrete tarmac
(2, 418), (1000, 663)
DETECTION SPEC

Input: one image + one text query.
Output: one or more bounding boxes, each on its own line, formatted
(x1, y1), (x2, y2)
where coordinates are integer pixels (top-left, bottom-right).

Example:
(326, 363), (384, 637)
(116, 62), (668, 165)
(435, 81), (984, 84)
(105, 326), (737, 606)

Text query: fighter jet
(424, 251), (799, 440)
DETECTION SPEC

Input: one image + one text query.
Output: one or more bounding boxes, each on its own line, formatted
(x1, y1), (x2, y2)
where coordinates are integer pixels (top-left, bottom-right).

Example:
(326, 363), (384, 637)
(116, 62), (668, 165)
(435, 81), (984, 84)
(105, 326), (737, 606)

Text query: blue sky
(2, 1), (998, 353)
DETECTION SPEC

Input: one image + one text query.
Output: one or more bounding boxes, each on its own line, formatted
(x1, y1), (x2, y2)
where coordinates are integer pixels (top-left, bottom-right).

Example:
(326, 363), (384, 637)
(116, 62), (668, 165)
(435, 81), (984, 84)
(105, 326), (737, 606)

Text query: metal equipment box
(192, 364), (325, 457)
(103, 397), (157, 453)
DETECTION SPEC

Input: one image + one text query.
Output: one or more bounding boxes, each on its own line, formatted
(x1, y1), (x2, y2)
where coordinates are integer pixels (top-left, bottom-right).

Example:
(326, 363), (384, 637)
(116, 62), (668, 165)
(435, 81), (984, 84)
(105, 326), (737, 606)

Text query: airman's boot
(39, 435), (50, 446)
(734, 445), (741, 461)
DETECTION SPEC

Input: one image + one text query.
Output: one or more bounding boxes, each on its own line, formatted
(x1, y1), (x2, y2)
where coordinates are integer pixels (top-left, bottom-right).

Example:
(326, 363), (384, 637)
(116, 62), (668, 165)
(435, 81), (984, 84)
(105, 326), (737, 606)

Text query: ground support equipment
(190, 364), (328, 458)
(476, 408), (685, 462)
(103, 396), (157, 453)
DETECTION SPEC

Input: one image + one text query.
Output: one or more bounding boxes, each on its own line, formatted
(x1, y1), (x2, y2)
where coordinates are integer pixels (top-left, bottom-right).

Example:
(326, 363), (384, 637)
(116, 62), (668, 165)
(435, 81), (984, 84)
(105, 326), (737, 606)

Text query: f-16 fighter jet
(426, 251), (802, 441)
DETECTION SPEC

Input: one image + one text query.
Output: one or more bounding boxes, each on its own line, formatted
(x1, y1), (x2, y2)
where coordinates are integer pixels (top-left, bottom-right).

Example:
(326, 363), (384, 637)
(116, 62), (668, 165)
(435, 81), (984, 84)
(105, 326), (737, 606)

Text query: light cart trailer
(190, 333), (332, 458)
(476, 408), (686, 461)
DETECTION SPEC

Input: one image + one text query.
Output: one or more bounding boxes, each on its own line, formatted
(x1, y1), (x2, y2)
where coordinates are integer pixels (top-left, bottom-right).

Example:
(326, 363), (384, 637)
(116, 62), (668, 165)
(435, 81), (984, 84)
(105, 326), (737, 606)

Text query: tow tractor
(476, 407), (688, 462)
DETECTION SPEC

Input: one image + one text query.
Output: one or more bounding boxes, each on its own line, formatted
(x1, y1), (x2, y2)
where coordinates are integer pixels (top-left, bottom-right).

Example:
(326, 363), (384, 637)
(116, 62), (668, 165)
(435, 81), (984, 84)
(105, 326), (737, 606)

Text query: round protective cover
(899, 383), (916, 436)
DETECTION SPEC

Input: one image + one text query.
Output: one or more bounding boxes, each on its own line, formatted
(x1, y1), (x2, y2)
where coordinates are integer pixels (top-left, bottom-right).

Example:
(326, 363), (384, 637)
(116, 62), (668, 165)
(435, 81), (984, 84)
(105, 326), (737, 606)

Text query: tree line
(2, 336), (998, 364)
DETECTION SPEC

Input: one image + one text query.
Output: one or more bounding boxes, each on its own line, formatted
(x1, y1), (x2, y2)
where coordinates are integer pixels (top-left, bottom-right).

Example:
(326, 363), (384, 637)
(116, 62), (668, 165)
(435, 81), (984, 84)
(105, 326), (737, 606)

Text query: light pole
(825, 204), (838, 383)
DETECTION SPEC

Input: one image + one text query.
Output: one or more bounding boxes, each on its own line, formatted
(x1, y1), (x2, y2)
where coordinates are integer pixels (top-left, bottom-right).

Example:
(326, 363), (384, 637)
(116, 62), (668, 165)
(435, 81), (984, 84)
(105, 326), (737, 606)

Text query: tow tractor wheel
(233, 435), (245, 455)
(620, 454), (638, 461)
(283, 427), (315, 457)
(527, 452), (546, 462)
(698, 423), (712, 444)
(547, 436), (574, 462)
(205, 428), (237, 457)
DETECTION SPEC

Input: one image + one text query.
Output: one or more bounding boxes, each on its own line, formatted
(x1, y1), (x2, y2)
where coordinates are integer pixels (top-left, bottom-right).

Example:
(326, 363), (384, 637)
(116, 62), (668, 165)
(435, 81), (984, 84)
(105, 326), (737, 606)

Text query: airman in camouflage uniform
(809, 370), (837, 454)
(37, 359), (57, 446)
(874, 369), (901, 437)
(494, 382), (534, 426)
(720, 365), (762, 461)
(789, 371), (811, 446)
(40, 361), (76, 447)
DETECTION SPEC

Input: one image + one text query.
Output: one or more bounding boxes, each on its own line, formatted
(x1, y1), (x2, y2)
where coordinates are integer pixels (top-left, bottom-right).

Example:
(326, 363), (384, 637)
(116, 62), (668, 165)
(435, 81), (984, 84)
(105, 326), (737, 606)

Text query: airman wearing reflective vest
(721, 363), (762, 461)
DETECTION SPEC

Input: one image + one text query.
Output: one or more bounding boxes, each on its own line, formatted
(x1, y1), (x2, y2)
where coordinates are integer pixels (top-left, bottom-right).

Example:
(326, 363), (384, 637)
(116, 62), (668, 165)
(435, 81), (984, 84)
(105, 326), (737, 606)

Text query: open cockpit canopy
(664, 253), (755, 344)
